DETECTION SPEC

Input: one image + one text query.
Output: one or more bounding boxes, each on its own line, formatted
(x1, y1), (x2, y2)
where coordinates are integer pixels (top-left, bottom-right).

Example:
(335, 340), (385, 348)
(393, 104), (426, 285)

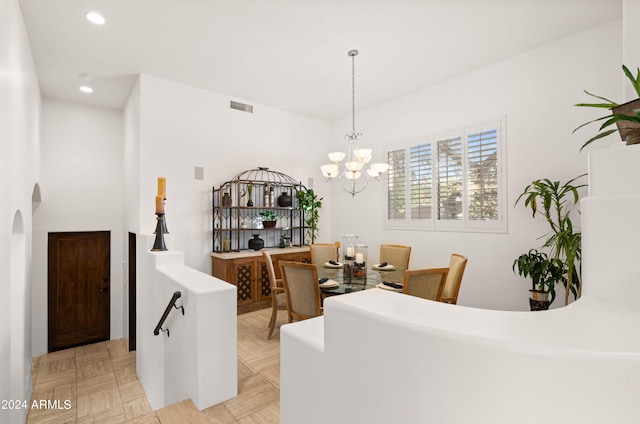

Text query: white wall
(128, 74), (332, 274)
(0, 0), (41, 422)
(32, 99), (124, 355)
(324, 19), (622, 311)
(623, 0), (640, 101)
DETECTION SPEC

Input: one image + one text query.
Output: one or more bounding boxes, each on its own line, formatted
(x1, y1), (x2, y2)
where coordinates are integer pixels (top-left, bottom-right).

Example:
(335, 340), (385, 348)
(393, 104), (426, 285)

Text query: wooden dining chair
(310, 243), (339, 266)
(402, 268), (448, 301)
(279, 260), (322, 322)
(380, 244), (411, 269)
(262, 250), (287, 339)
(440, 253), (468, 304)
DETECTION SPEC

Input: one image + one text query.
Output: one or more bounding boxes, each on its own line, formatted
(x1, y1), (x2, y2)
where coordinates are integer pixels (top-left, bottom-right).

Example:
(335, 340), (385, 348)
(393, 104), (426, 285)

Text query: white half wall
(32, 99), (124, 355)
(324, 19), (622, 311)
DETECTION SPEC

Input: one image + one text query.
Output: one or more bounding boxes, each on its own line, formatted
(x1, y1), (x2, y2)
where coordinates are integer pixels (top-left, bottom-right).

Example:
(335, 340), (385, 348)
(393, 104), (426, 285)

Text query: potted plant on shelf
(296, 188), (322, 244)
(515, 174), (587, 308)
(574, 65), (640, 151)
(513, 249), (565, 310)
(259, 211), (277, 228)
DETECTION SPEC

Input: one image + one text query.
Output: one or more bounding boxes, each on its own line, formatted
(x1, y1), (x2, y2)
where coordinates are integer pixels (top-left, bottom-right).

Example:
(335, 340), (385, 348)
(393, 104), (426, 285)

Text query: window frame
(384, 117), (507, 233)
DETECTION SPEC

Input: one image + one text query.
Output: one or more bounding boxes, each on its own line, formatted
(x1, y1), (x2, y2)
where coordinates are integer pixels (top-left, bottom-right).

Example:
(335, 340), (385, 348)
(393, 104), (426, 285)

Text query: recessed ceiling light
(80, 86), (94, 94)
(86, 12), (106, 25)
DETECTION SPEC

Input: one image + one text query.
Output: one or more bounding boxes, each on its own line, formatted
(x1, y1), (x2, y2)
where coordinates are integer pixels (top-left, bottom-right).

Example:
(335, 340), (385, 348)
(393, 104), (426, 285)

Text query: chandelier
(321, 50), (389, 197)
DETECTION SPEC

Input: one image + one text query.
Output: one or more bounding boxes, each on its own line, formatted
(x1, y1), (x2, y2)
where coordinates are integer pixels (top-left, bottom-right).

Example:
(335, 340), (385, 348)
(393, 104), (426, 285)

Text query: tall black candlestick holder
(162, 200), (169, 233)
(152, 213), (168, 251)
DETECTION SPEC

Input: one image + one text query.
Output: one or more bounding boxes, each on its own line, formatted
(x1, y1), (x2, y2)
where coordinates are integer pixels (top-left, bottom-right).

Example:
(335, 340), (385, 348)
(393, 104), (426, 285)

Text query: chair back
(310, 243), (339, 266)
(441, 253), (468, 304)
(280, 261), (322, 321)
(262, 250), (279, 291)
(380, 244), (411, 269)
(262, 250), (287, 339)
(403, 268), (447, 301)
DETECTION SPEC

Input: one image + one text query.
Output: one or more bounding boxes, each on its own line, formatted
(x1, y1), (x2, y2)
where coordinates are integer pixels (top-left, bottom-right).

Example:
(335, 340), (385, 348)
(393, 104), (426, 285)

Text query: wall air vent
(230, 100), (253, 113)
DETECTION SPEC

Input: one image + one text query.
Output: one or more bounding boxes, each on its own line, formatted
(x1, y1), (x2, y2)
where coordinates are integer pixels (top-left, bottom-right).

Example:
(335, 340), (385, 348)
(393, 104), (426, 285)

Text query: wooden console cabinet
(211, 247), (310, 314)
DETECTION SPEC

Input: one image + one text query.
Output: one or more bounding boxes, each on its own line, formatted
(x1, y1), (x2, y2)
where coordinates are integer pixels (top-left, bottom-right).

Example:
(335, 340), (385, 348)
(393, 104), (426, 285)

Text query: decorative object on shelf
(246, 184), (254, 207)
(514, 174), (587, 307)
(321, 50), (389, 197)
(152, 190), (167, 252)
(279, 236), (286, 248)
(222, 238), (231, 252)
(277, 191), (292, 207)
(263, 184), (271, 207)
(296, 188), (322, 244)
(222, 192), (232, 207)
(259, 211), (277, 228)
(574, 65), (640, 150)
(248, 234), (264, 250)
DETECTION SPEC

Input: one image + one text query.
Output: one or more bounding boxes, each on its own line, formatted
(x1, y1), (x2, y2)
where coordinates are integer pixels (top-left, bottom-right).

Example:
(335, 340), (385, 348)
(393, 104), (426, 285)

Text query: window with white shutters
(385, 118), (506, 232)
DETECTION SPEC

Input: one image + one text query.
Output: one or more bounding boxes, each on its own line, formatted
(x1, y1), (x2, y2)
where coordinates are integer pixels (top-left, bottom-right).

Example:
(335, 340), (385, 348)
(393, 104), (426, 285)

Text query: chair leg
(267, 306), (277, 339)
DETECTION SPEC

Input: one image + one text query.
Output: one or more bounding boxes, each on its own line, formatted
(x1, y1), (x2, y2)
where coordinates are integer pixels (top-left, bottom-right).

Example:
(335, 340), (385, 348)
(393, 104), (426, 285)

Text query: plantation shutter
(467, 129), (499, 220)
(436, 136), (463, 221)
(409, 142), (432, 220)
(387, 148), (406, 220)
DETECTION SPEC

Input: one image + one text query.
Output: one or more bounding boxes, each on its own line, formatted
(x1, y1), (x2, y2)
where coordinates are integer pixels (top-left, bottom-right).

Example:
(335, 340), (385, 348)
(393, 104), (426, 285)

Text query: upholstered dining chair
(310, 243), (339, 266)
(379, 244), (412, 270)
(402, 268), (448, 301)
(262, 250), (287, 339)
(279, 260), (322, 322)
(440, 253), (468, 304)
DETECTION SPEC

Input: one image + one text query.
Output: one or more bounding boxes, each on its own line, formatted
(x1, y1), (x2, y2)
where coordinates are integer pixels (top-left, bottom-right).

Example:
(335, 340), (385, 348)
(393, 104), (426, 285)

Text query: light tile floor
(27, 308), (285, 424)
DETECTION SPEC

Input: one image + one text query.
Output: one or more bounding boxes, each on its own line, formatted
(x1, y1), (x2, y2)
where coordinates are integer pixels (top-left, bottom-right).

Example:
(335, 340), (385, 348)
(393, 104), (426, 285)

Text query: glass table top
(317, 264), (405, 295)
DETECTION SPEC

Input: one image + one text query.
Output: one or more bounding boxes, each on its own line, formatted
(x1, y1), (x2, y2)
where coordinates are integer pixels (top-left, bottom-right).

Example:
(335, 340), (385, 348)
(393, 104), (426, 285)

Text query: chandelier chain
(352, 51), (356, 133)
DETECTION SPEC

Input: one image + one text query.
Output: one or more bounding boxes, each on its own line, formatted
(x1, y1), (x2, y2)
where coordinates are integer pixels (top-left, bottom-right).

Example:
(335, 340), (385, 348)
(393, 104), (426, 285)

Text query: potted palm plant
(515, 174), (587, 306)
(513, 249), (564, 310)
(574, 65), (640, 150)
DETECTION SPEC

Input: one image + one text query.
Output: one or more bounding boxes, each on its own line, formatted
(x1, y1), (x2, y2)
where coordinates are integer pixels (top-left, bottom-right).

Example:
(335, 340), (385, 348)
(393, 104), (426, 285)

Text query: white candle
(347, 247), (354, 257)
(355, 253), (364, 263)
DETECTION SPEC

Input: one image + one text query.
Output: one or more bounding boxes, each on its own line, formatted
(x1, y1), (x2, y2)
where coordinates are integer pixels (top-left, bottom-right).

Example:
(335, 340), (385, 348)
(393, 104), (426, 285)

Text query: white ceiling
(19, 0), (621, 121)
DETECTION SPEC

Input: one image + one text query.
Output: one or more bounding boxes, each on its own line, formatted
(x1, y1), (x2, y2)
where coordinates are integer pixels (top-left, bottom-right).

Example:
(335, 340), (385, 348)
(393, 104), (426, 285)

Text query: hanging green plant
(296, 188), (322, 244)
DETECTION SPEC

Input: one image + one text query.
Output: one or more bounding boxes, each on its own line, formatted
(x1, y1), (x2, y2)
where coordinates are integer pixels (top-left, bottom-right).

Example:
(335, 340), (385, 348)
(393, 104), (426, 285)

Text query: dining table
(316, 262), (406, 297)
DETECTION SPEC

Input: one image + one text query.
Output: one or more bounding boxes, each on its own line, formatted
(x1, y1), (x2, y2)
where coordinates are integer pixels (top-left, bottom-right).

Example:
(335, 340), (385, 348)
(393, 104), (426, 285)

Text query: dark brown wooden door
(48, 231), (110, 352)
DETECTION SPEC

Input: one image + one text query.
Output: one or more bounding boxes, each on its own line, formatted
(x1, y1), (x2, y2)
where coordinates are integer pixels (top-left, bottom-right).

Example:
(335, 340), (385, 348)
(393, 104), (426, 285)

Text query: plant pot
(529, 298), (551, 311)
(529, 290), (549, 301)
(624, 128), (640, 146)
(611, 98), (640, 142)
(262, 220), (276, 229)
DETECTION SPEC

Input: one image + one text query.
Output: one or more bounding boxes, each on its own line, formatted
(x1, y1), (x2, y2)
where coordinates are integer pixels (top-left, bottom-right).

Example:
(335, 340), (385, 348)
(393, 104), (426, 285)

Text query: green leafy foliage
(296, 188), (323, 244)
(513, 249), (564, 304)
(574, 65), (640, 151)
(514, 174), (587, 305)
